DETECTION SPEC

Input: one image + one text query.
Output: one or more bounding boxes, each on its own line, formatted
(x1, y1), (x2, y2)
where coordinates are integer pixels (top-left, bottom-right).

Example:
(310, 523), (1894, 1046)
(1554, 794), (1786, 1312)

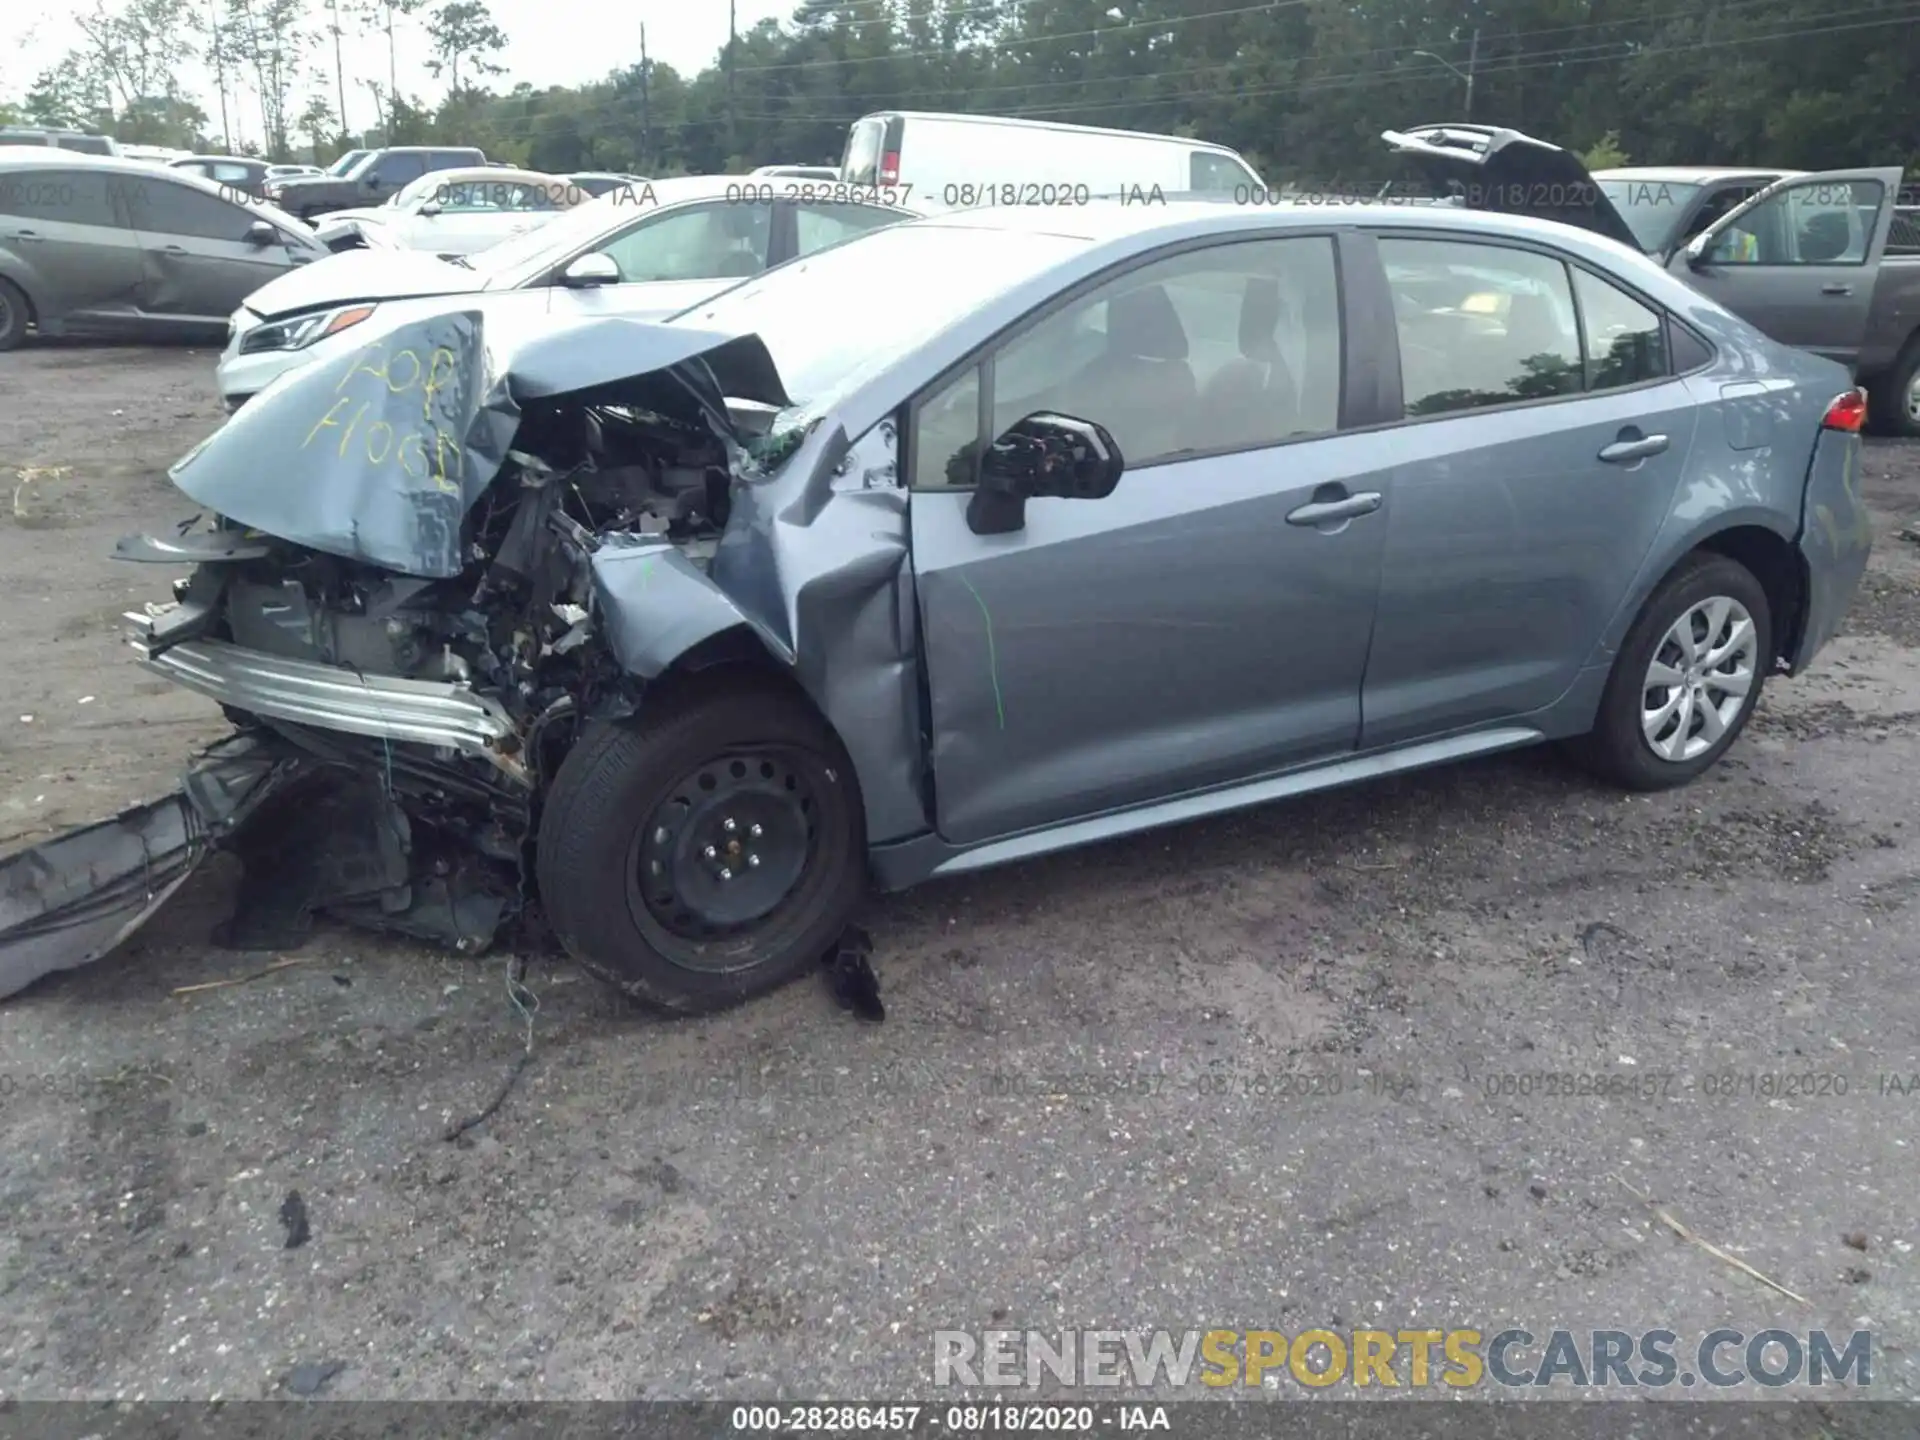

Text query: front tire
(535, 674), (867, 1015)
(1566, 552), (1771, 791)
(0, 277), (30, 351)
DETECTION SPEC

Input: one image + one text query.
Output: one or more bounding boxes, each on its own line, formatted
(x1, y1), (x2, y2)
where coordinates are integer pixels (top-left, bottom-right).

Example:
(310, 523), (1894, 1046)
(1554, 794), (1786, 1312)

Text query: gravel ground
(3, 343), (1920, 1407)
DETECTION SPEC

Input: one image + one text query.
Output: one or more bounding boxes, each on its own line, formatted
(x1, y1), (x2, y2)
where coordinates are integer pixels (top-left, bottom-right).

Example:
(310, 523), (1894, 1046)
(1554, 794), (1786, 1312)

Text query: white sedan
(313, 166), (586, 255)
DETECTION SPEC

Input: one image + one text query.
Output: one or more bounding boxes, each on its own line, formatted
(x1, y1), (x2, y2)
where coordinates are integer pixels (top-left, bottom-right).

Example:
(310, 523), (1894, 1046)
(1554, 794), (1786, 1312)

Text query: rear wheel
(1565, 552), (1771, 791)
(535, 674), (867, 1014)
(0, 277), (30, 351)
(1868, 340), (1920, 438)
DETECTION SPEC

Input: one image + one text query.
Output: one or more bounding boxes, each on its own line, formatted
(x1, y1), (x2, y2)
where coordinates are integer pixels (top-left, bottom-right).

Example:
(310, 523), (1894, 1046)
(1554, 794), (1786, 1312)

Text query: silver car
(4, 200), (1874, 1013)
(214, 173), (922, 408)
(0, 147), (325, 350)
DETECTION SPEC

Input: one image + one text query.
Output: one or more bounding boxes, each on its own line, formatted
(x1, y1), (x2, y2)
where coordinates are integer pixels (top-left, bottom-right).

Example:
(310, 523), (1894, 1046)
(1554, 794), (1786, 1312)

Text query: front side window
(1381, 237), (1583, 417)
(794, 201), (903, 256)
(1706, 178), (1884, 265)
(1572, 268), (1670, 391)
(0, 168), (119, 226)
(123, 178), (256, 241)
(594, 201), (772, 283)
(911, 235), (1342, 487)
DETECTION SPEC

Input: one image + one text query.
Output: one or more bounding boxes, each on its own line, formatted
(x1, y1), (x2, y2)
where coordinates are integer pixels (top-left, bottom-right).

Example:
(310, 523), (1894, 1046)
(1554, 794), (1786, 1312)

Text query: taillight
(1822, 387), (1868, 432)
(879, 149), (899, 185)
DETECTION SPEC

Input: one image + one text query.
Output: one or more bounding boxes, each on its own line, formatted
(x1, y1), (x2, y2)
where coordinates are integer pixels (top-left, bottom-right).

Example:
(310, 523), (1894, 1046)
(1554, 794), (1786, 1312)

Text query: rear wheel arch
(1689, 524), (1805, 669)
(0, 273), (37, 347)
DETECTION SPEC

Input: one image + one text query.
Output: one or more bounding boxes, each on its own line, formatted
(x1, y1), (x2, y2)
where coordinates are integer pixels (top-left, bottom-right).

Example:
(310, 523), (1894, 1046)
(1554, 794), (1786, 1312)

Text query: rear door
(1671, 166), (1904, 370)
(123, 176), (298, 322)
(0, 166), (145, 325)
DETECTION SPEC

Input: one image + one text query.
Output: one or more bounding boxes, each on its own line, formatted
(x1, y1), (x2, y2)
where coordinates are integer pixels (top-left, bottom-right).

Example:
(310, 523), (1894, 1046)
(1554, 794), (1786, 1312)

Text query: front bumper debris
(128, 618), (522, 774)
(0, 734), (298, 1000)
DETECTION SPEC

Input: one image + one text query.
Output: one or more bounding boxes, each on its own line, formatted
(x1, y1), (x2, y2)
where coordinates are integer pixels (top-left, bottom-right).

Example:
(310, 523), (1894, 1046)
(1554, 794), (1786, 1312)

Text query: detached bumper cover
(0, 734), (297, 1000)
(1791, 427), (1874, 671)
(127, 614), (521, 768)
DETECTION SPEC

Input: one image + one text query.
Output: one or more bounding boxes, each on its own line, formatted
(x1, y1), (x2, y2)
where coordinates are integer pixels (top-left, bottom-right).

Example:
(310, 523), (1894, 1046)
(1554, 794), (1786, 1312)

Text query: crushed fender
(0, 733), (297, 1000)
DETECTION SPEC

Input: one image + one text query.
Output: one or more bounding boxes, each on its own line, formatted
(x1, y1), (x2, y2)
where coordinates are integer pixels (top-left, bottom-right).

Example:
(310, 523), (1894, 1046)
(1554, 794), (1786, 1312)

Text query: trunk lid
(1381, 123), (1642, 250)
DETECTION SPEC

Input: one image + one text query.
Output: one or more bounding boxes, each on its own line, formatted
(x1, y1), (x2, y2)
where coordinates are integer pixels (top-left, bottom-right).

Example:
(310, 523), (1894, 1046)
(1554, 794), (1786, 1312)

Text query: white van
(837, 111), (1264, 211)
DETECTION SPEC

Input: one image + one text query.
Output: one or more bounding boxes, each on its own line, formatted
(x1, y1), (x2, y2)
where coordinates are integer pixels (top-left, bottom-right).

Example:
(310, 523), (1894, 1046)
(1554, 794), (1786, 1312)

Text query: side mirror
(964, 412), (1124, 536)
(417, 200), (442, 217)
(1683, 233), (1713, 268)
(243, 219), (276, 247)
(559, 251), (620, 288)
(362, 174), (382, 191)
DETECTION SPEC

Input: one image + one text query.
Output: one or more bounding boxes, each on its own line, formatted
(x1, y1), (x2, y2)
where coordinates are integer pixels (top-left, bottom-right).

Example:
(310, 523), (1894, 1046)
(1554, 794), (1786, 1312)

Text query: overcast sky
(0, 0), (794, 146)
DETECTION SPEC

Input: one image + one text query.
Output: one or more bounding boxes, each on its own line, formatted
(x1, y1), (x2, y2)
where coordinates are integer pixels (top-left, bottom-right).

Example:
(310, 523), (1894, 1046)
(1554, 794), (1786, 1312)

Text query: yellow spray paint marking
(306, 338), (466, 495)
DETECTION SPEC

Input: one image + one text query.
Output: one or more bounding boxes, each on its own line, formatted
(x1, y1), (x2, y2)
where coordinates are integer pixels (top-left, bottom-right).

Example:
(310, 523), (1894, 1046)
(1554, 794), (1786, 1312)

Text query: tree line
(5, 0), (1918, 183)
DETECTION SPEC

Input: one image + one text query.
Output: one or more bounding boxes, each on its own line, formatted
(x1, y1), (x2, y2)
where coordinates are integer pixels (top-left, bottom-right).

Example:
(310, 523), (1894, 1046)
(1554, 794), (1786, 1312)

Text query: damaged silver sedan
(0, 200), (1873, 1010)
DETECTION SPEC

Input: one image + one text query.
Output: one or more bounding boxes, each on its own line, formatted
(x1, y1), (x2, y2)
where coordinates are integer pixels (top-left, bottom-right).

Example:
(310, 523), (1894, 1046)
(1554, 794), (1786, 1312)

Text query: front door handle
(9, 228), (43, 241)
(1821, 283), (1853, 296)
(1598, 433), (1670, 464)
(1286, 491), (1382, 527)
(163, 244), (187, 253)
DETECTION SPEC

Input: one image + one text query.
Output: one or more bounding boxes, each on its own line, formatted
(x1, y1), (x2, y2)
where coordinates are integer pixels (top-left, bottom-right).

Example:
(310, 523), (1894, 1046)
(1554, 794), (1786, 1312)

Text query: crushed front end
(96, 307), (792, 963)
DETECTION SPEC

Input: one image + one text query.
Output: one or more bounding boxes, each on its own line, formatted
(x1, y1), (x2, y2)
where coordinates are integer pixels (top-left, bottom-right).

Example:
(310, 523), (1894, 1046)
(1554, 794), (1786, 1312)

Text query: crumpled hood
(242, 245), (483, 320)
(168, 307), (793, 579)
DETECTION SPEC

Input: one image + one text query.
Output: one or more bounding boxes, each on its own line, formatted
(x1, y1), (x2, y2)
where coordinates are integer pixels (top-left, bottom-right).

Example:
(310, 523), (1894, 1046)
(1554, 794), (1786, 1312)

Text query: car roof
(421, 166), (565, 186)
(859, 110), (1244, 153)
(174, 154), (263, 164)
(1594, 166), (1802, 185)
(0, 146), (197, 178)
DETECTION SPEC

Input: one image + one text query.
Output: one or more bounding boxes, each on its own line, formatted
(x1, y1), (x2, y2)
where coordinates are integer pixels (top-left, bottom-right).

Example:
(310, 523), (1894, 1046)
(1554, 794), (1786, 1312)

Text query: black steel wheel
(536, 673), (866, 1014)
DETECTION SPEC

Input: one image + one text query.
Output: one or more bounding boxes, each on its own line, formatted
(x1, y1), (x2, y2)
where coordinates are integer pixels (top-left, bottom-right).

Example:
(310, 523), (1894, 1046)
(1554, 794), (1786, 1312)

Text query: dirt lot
(4, 342), (1920, 1406)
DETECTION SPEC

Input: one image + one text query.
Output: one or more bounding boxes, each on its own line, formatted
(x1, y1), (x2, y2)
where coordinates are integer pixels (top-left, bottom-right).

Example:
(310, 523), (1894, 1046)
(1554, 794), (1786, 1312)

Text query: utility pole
(1464, 26), (1479, 120)
(330, 0), (349, 139)
(207, 0), (232, 152)
(725, 0), (737, 162)
(638, 22), (652, 170)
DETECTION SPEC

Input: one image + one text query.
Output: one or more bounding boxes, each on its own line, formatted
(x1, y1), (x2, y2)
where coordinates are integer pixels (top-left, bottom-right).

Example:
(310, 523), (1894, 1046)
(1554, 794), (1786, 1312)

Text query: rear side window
(124, 178), (256, 240)
(841, 119), (885, 185)
(0, 168), (119, 226)
(1571, 268), (1670, 390)
(1190, 151), (1256, 194)
(372, 152), (429, 185)
(1381, 237), (1583, 416)
(429, 151), (479, 171)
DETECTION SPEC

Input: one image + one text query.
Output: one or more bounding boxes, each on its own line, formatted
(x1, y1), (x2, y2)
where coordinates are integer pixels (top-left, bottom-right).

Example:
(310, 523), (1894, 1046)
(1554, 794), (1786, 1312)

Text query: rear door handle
(1286, 491), (1382, 527)
(163, 244), (187, 253)
(10, 228), (43, 241)
(1598, 434), (1670, 464)
(1821, 283), (1853, 296)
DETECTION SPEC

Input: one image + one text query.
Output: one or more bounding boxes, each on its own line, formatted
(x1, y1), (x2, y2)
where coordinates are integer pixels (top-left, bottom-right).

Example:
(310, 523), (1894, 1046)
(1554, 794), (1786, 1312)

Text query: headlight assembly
(238, 303), (377, 354)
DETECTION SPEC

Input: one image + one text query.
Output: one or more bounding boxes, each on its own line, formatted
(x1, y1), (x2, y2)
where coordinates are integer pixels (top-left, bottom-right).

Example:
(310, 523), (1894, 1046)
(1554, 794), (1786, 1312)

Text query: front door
(1359, 232), (1699, 746)
(908, 232), (1388, 845)
(124, 177), (296, 322)
(1671, 167), (1904, 370)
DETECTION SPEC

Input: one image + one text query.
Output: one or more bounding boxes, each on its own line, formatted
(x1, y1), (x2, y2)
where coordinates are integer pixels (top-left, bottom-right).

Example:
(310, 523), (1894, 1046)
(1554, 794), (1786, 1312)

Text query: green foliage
(1581, 131), (1630, 170)
(8, 0), (1918, 174)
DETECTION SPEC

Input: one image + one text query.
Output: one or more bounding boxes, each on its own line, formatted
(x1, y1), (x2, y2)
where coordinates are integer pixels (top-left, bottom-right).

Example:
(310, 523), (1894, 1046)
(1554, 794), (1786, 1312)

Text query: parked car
(311, 166), (589, 255)
(170, 154), (272, 198)
(567, 171), (649, 198)
(264, 145), (488, 221)
(1383, 124), (1920, 435)
(86, 197), (1870, 1015)
(752, 164), (838, 181)
(216, 173), (922, 407)
(839, 111), (1263, 210)
(0, 127), (119, 155)
(0, 149), (327, 350)
(323, 149), (371, 177)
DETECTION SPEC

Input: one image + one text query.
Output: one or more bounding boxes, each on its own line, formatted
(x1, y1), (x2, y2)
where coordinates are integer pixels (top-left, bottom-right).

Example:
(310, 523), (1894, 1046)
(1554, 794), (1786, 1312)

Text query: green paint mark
(957, 573), (1006, 730)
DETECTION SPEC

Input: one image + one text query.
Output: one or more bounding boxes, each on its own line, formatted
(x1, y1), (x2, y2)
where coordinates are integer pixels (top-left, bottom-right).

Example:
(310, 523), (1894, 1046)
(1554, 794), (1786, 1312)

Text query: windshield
(1596, 179), (1702, 253)
(673, 221), (1089, 435)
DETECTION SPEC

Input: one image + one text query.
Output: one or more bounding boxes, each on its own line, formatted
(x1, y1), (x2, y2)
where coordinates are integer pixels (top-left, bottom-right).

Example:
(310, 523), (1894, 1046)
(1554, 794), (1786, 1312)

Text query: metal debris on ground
(821, 924), (883, 1021)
